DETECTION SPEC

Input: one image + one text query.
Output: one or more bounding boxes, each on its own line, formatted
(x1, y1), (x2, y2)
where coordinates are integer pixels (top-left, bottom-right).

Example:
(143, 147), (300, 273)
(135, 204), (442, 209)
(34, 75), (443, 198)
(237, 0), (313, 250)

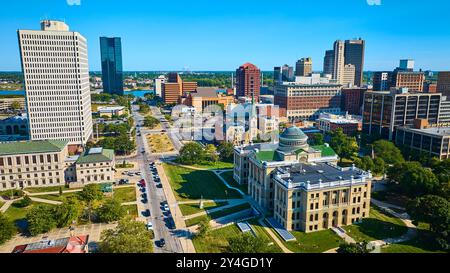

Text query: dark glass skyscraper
(100, 37), (124, 95)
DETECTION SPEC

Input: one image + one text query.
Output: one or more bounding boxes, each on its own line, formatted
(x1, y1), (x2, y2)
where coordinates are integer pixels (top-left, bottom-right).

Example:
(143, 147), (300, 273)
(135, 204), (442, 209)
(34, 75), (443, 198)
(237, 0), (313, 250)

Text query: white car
(163, 204), (170, 212)
(146, 221), (153, 231)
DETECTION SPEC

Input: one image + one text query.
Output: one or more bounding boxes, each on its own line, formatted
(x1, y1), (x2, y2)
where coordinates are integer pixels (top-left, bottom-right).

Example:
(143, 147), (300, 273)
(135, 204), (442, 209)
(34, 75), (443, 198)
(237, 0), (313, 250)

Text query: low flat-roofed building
(74, 147), (115, 187)
(12, 235), (89, 253)
(0, 140), (69, 190)
(0, 114), (29, 141)
(187, 88), (235, 113)
(97, 106), (126, 117)
(318, 112), (362, 136)
(395, 123), (450, 160)
(273, 163), (372, 232)
(0, 97), (26, 111)
(0, 141), (116, 190)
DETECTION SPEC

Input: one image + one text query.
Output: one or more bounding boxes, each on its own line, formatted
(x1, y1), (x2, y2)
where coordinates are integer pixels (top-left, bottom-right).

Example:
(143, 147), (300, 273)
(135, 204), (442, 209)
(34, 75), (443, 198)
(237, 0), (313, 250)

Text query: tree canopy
(373, 140), (405, 165)
(26, 205), (57, 236)
(100, 218), (153, 253)
(97, 199), (126, 223)
(0, 212), (15, 245)
(178, 142), (205, 165)
(227, 233), (269, 253)
(329, 128), (358, 161)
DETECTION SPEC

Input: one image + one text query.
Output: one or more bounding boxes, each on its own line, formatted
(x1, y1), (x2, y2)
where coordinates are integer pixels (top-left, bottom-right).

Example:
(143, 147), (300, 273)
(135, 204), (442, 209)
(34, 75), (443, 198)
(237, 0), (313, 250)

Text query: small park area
(163, 164), (242, 201)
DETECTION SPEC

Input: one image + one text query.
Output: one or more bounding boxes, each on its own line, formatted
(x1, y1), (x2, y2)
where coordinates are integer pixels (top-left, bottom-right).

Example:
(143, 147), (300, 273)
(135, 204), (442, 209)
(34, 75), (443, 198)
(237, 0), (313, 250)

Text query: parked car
(146, 221), (153, 231)
(159, 239), (166, 247)
(156, 183), (163, 189)
(142, 210), (151, 217)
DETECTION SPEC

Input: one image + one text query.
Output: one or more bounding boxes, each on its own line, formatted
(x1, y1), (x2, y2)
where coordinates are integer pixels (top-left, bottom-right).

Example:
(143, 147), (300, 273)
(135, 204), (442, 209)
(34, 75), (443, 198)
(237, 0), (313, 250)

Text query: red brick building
(236, 63), (261, 101)
(341, 87), (367, 115)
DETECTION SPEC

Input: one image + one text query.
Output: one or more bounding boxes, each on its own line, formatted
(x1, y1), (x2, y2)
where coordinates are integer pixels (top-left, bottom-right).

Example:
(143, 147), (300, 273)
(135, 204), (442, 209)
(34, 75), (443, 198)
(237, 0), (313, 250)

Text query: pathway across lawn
(343, 206), (408, 243)
(192, 220), (283, 253)
(163, 163), (241, 201)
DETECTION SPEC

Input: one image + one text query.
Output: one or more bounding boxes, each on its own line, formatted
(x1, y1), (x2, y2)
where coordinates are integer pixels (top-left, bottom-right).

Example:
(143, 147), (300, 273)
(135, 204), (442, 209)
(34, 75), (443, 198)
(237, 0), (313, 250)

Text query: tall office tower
(236, 63), (261, 101)
(342, 64), (356, 86)
(100, 37), (124, 96)
(362, 89), (441, 140)
(18, 20), (93, 147)
(399, 59), (415, 72)
(274, 67), (282, 83)
(344, 39), (365, 87)
(332, 40), (346, 84)
(323, 50), (334, 76)
(295, 57), (312, 77)
(162, 72), (182, 104)
(281, 64), (294, 82)
(437, 72), (450, 97)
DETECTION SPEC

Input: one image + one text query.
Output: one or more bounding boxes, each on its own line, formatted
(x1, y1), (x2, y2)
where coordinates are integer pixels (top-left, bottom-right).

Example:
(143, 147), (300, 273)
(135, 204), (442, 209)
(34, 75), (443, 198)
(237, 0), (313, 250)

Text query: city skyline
(0, 0), (449, 71)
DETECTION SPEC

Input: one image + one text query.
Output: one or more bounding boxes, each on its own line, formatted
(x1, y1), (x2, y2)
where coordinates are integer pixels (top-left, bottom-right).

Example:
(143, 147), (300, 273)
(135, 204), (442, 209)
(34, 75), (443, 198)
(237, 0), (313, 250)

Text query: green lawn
(163, 164), (242, 201)
(219, 171), (248, 194)
(343, 206), (408, 243)
(0, 200), (4, 208)
(193, 220), (284, 253)
(247, 219), (283, 253)
(276, 227), (345, 253)
(190, 161), (234, 170)
(25, 185), (70, 194)
(382, 223), (446, 253)
(192, 224), (242, 253)
(123, 204), (138, 218)
(113, 187), (137, 203)
(179, 201), (228, 216)
(35, 192), (80, 202)
(185, 203), (251, 227)
(4, 201), (56, 232)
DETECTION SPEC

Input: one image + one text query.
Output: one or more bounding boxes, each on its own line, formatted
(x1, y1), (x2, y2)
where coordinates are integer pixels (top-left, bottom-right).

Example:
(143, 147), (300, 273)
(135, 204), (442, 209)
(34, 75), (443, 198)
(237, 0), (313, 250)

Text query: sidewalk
(156, 163), (196, 253)
(182, 199), (247, 220)
(258, 218), (293, 254)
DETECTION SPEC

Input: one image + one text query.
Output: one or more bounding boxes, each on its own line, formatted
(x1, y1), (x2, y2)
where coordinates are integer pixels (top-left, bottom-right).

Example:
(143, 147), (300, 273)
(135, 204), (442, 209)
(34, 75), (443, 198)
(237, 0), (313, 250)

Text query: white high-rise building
(18, 20), (93, 146)
(342, 64), (356, 87)
(154, 75), (166, 97)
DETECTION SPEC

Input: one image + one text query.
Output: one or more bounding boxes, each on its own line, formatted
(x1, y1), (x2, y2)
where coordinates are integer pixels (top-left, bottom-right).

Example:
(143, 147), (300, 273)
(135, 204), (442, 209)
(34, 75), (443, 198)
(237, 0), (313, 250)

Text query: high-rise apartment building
(295, 58), (312, 77)
(100, 37), (124, 95)
(323, 50), (334, 76)
(344, 39), (365, 87)
(362, 89), (442, 140)
(236, 63), (261, 101)
(437, 72), (450, 97)
(18, 20), (93, 147)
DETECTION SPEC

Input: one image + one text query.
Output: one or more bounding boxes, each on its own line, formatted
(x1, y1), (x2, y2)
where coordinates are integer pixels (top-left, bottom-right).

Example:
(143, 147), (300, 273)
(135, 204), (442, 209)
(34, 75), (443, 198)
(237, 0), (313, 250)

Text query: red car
(139, 179), (146, 187)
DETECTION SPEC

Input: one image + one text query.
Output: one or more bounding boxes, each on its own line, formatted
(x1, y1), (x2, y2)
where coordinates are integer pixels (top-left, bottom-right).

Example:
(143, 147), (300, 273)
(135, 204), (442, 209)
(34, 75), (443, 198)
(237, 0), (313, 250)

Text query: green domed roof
(280, 126), (308, 140)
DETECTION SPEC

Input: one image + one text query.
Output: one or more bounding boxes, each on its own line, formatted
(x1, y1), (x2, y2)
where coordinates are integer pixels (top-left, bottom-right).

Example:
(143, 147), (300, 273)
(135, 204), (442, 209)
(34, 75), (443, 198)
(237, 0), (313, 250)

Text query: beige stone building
(273, 163), (372, 232)
(0, 141), (115, 190)
(234, 126), (372, 232)
(0, 140), (69, 190)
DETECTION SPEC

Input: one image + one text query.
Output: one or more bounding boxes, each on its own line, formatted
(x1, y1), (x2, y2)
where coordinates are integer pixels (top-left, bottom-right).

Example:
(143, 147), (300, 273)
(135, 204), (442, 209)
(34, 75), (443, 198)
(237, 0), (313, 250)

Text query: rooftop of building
(275, 162), (370, 190)
(98, 106), (125, 112)
(12, 235), (89, 254)
(0, 140), (67, 156)
(398, 126), (450, 137)
(76, 147), (114, 164)
(0, 114), (28, 124)
(254, 144), (336, 163)
(318, 113), (361, 124)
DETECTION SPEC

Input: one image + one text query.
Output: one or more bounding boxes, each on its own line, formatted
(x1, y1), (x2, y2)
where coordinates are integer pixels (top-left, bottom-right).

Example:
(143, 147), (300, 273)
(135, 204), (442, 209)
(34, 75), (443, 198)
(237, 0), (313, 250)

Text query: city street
(132, 104), (184, 253)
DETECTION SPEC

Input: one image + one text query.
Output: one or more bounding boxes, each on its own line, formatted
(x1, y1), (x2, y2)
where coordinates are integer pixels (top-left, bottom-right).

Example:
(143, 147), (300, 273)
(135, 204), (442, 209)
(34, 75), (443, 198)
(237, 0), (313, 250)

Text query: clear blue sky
(1, 0), (449, 71)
